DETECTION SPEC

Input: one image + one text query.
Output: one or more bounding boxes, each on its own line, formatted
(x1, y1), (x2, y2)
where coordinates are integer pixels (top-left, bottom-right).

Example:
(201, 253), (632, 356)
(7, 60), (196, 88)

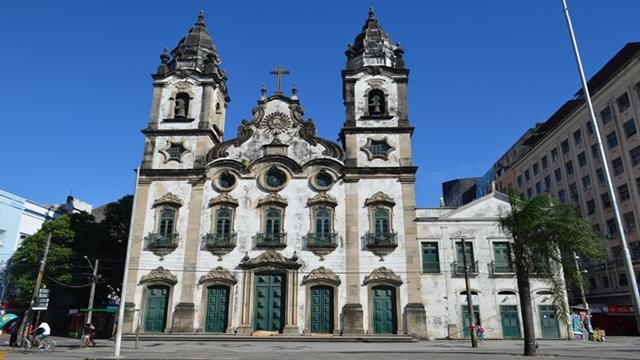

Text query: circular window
(314, 172), (333, 190)
(260, 168), (288, 191)
(213, 172), (238, 192)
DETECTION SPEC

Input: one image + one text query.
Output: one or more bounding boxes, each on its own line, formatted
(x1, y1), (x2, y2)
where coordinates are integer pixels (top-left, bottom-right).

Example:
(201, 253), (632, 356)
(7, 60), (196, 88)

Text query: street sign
(33, 288), (50, 310)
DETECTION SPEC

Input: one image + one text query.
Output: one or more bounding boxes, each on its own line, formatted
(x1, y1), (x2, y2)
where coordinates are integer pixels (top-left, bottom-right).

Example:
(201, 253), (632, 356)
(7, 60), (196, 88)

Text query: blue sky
(2, 1), (639, 208)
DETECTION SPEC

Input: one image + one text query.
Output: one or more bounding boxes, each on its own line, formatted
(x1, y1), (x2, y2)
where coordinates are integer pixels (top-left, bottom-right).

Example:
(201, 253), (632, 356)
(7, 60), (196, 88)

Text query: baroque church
(123, 10), (569, 340)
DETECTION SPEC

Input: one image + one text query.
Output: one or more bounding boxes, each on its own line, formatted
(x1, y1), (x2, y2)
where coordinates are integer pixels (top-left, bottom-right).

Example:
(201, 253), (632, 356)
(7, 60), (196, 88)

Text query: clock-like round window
(218, 172), (236, 189)
(312, 172), (334, 191)
(261, 168), (287, 191)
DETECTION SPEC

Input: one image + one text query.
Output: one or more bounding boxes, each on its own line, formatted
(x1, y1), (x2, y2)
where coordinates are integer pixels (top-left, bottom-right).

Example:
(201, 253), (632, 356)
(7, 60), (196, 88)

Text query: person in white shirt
(32, 321), (51, 346)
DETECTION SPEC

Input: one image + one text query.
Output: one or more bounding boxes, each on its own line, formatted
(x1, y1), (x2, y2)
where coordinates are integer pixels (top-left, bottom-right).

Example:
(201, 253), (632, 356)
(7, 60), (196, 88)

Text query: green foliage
(500, 192), (606, 322)
(8, 216), (75, 304)
(6, 195), (132, 307)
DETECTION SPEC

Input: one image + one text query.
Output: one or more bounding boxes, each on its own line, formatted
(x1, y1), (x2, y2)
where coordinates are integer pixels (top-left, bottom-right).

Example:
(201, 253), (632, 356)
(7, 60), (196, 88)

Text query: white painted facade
(124, 10), (569, 340)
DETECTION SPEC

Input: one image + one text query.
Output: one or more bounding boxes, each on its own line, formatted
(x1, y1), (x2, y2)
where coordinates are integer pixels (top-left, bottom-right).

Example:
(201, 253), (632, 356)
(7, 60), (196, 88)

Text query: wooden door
(205, 286), (229, 333)
(461, 305), (480, 338)
(310, 286), (333, 333)
(144, 285), (169, 332)
(500, 305), (521, 338)
(254, 273), (285, 332)
(372, 286), (396, 334)
(539, 305), (560, 338)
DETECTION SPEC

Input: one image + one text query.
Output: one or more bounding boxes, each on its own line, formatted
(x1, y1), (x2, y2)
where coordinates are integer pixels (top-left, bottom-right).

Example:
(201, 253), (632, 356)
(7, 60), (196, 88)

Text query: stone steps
(122, 334), (417, 342)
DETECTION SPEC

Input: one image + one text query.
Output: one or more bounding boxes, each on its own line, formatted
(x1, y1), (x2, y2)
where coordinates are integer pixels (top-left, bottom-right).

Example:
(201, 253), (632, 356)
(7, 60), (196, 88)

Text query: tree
(499, 192), (605, 356)
(7, 216), (75, 305)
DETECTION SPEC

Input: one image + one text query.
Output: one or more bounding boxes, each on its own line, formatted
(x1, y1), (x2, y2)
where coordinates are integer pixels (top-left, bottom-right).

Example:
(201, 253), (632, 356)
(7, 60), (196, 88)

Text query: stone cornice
(301, 267), (341, 286)
(364, 191), (396, 207)
(198, 266), (237, 285)
(139, 266), (178, 285)
(153, 192), (184, 208)
(257, 193), (288, 208)
(239, 249), (301, 270)
(306, 192), (338, 208)
(208, 193), (239, 208)
(363, 267), (402, 286)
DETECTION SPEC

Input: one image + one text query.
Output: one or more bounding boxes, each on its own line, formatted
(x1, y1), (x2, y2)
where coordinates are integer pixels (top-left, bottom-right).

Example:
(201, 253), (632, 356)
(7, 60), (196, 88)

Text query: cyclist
(31, 321), (51, 348)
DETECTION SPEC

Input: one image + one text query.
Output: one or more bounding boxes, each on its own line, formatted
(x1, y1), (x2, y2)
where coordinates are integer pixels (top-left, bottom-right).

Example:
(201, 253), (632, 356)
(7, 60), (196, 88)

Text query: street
(1, 336), (639, 360)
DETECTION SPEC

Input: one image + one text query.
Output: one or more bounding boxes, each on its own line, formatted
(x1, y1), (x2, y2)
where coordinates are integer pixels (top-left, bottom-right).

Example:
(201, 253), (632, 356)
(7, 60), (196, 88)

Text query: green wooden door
(144, 285), (169, 332)
(539, 305), (560, 338)
(500, 305), (521, 338)
(372, 286), (396, 334)
(310, 286), (333, 333)
(461, 305), (480, 338)
(205, 286), (229, 333)
(254, 273), (285, 332)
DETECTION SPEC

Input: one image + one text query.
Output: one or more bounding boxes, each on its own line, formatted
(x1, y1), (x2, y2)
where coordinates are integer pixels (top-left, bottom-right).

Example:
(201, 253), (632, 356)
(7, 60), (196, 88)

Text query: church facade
(122, 10), (569, 340)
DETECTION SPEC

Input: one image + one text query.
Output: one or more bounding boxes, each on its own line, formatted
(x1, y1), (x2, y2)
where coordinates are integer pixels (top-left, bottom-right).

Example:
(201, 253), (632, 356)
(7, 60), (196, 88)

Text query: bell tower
(141, 11), (229, 171)
(339, 8), (428, 339)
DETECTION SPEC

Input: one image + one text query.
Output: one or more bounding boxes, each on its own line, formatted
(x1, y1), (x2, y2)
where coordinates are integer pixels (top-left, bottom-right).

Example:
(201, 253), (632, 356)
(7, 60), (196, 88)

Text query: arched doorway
(144, 285), (169, 332)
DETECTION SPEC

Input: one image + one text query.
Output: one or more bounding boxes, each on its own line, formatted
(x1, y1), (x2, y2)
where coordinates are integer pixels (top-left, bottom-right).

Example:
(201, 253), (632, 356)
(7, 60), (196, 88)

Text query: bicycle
(21, 336), (57, 352)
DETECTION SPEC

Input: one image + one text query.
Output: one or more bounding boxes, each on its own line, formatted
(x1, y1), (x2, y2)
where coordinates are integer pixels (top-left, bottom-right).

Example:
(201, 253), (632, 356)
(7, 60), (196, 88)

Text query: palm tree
(499, 192), (605, 356)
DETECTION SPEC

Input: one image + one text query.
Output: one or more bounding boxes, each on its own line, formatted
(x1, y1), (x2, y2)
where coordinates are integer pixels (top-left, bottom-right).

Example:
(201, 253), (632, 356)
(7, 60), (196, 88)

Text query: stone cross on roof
(269, 65), (290, 94)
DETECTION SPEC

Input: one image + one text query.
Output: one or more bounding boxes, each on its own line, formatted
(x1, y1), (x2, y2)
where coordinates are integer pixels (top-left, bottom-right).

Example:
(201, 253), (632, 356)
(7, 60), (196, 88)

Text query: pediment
(301, 267), (341, 286)
(207, 96), (344, 166)
(139, 266), (178, 285)
(153, 193), (184, 208)
(199, 266), (237, 285)
(240, 249), (301, 269)
(442, 192), (511, 220)
(363, 266), (402, 286)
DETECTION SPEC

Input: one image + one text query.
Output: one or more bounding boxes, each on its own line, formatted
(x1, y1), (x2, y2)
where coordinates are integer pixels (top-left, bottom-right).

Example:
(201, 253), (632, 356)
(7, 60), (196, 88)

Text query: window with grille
(264, 207), (283, 237)
(455, 241), (475, 272)
(374, 208), (391, 237)
(630, 146), (640, 166)
(601, 193), (611, 209)
(582, 175), (592, 190)
(591, 144), (599, 160)
(561, 139), (570, 154)
(578, 152), (587, 168)
(586, 199), (596, 215)
(596, 168), (605, 184)
(314, 207), (332, 237)
(493, 242), (513, 273)
(586, 121), (594, 135)
(541, 156), (548, 169)
(618, 184), (630, 201)
(215, 207), (233, 236)
(551, 148), (559, 161)
(565, 160), (574, 175)
(573, 129), (582, 145)
(623, 211), (637, 234)
(554, 168), (562, 182)
(159, 207), (176, 236)
(369, 140), (391, 157)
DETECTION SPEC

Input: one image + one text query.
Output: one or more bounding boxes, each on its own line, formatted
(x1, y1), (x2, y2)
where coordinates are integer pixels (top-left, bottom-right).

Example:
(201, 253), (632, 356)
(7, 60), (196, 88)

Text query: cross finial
(269, 65), (290, 94)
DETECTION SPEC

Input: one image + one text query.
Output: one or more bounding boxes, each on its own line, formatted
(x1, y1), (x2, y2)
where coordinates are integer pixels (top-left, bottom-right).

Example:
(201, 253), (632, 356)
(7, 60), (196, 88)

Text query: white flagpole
(115, 167), (140, 357)
(561, 0), (640, 334)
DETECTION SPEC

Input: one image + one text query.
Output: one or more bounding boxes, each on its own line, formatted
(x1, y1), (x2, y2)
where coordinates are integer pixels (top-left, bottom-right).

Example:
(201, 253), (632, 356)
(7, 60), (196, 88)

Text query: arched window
(368, 89), (386, 116)
(215, 207), (233, 237)
(159, 207), (176, 240)
(374, 208), (390, 238)
(174, 92), (190, 118)
(314, 207), (332, 242)
(264, 207), (283, 239)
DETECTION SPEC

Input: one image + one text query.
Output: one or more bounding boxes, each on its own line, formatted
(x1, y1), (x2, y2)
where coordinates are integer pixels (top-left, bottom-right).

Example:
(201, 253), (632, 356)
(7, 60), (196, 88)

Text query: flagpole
(114, 167), (140, 357)
(561, 0), (640, 334)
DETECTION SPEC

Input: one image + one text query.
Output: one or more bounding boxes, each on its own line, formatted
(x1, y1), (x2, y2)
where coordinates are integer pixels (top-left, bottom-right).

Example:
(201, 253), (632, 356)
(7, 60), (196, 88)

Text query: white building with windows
(122, 10), (568, 340)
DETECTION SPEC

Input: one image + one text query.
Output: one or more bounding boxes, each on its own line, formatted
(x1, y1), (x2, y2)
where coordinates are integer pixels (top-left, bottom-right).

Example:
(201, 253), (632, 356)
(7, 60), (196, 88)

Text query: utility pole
(574, 254), (592, 331)
(562, 0), (640, 334)
(19, 232), (51, 344)
(462, 239), (478, 348)
(85, 257), (99, 324)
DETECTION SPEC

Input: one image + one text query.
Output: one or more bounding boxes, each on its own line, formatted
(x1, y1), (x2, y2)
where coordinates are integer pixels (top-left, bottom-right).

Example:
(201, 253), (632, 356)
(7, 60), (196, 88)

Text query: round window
(315, 172), (333, 188)
(218, 172), (236, 190)
(265, 168), (287, 189)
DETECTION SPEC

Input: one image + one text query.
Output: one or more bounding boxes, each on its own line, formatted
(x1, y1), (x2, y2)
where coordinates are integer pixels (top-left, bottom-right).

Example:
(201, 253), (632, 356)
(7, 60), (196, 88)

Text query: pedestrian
(83, 323), (96, 348)
(7, 319), (19, 347)
(476, 324), (486, 342)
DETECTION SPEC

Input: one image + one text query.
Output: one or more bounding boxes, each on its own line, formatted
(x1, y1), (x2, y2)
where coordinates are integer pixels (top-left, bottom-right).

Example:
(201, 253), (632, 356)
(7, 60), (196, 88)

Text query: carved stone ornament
(262, 111), (292, 134)
(306, 192), (338, 208)
(364, 191), (396, 207)
(363, 267), (402, 286)
(139, 266), (178, 285)
(208, 193), (239, 208)
(153, 192), (184, 208)
(240, 249), (301, 270)
(175, 81), (194, 91)
(257, 193), (288, 208)
(198, 266), (237, 285)
(301, 267), (341, 286)
(366, 78), (387, 89)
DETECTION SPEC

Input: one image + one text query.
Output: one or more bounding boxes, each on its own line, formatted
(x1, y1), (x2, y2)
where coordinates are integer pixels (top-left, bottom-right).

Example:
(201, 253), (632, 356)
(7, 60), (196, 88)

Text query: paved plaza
(1, 335), (639, 360)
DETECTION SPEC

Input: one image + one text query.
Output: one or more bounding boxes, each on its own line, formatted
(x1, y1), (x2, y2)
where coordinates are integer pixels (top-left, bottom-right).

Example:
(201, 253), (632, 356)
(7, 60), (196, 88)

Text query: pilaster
(342, 179), (364, 335)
